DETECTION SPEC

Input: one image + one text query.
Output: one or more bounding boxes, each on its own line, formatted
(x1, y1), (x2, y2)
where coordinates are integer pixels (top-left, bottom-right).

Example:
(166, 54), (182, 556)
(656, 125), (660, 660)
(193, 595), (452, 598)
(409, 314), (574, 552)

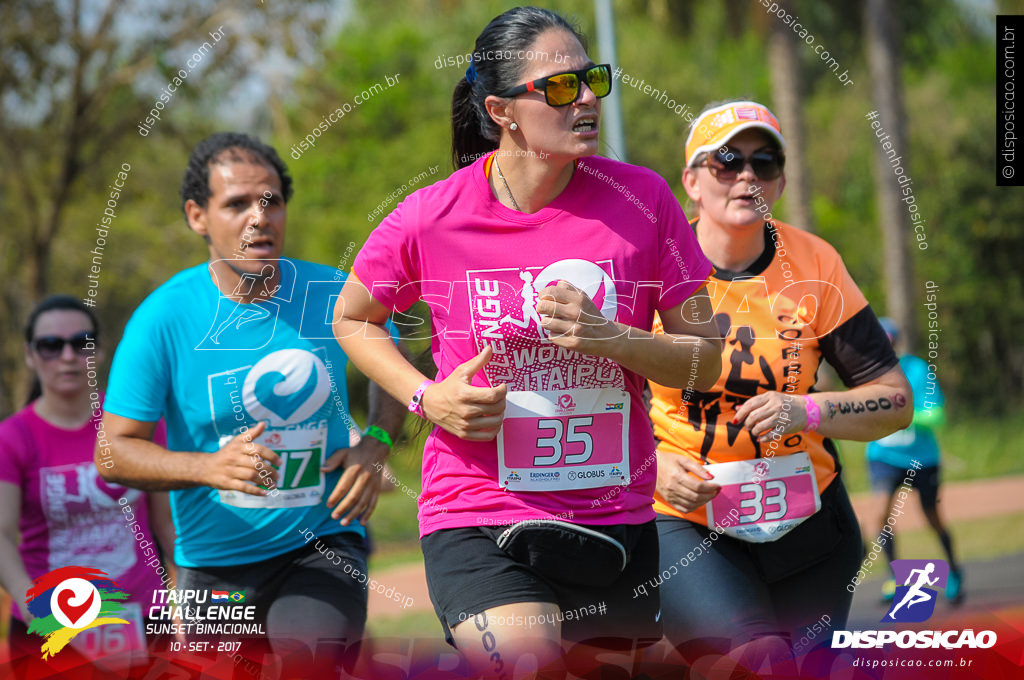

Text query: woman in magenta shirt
(336, 6), (722, 675)
(0, 295), (173, 660)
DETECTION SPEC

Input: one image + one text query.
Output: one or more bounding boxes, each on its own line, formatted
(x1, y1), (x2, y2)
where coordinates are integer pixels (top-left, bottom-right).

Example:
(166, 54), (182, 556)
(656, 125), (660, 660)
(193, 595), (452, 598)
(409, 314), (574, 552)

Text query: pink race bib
(704, 452), (821, 543)
(498, 388), (630, 491)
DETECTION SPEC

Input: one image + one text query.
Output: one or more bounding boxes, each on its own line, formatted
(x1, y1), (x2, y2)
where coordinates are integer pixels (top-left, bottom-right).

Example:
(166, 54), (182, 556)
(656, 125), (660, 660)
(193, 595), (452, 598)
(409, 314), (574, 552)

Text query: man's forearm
(367, 380), (408, 445)
(98, 436), (206, 491)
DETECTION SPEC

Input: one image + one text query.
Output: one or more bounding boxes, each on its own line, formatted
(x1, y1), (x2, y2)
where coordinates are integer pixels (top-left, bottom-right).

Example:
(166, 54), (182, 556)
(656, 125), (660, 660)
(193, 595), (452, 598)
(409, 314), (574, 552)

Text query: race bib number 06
(704, 452), (820, 543)
(69, 602), (145, 659)
(498, 388), (630, 492)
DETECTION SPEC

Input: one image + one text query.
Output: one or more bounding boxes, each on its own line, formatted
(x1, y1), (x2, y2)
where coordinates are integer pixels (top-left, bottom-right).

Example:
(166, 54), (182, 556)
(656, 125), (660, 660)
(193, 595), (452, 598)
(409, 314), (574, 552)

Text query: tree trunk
(864, 0), (916, 350)
(768, 0), (815, 233)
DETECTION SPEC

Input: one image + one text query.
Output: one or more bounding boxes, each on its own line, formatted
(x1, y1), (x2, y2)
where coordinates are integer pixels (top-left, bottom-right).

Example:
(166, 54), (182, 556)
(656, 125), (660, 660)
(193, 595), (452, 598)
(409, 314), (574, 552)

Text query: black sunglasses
(31, 332), (95, 359)
(700, 148), (786, 181)
(496, 64), (612, 107)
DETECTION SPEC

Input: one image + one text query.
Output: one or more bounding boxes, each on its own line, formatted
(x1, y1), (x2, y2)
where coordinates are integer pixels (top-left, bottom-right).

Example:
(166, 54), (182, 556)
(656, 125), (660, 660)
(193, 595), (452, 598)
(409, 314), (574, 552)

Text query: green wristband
(364, 425), (393, 449)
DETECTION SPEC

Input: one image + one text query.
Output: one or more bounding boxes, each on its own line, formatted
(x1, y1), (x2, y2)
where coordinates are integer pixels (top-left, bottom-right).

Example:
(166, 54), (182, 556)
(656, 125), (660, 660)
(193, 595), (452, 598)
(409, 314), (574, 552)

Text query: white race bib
(217, 423), (327, 508)
(704, 452), (821, 543)
(497, 388), (630, 492)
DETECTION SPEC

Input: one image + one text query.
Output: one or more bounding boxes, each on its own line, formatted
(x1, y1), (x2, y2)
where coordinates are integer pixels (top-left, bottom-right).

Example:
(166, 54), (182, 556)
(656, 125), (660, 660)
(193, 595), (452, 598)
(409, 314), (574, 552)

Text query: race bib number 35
(498, 388), (630, 492)
(705, 452), (821, 543)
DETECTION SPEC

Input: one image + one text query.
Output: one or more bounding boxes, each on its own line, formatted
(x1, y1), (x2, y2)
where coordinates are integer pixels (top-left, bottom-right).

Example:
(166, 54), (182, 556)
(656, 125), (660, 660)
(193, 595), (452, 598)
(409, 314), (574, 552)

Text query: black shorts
(175, 531), (368, 670)
(656, 478), (863, 646)
(421, 520), (661, 646)
(869, 460), (940, 508)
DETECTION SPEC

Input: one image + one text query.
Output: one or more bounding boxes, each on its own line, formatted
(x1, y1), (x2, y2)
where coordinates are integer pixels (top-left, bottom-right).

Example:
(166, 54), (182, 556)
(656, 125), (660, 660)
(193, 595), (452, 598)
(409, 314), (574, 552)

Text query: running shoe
(946, 570), (964, 605)
(881, 578), (896, 602)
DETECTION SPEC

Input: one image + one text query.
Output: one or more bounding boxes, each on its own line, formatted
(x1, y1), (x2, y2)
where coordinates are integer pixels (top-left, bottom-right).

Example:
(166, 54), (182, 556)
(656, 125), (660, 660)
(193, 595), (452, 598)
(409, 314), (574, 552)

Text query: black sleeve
(818, 305), (899, 388)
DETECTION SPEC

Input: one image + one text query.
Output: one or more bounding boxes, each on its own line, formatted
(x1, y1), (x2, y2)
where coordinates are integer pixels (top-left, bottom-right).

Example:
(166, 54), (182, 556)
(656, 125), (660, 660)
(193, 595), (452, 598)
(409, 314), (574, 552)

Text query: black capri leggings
(655, 477), (863, 648)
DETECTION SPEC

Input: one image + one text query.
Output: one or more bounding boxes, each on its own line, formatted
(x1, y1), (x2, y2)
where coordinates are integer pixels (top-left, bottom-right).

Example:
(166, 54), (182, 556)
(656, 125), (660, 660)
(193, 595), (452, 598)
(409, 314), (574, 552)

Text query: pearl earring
(510, 122), (518, 131)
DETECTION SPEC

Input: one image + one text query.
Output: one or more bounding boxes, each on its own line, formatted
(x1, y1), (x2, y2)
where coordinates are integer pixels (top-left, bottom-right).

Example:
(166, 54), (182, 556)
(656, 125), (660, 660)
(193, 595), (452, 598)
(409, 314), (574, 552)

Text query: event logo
(556, 394), (577, 413)
(243, 349), (330, 426)
(26, 566), (131, 659)
(884, 559), (948, 623)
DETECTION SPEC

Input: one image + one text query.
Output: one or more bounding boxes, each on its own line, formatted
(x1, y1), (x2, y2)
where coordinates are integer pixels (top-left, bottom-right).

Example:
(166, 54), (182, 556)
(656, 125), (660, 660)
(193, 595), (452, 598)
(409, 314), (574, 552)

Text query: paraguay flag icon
(25, 566), (132, 659)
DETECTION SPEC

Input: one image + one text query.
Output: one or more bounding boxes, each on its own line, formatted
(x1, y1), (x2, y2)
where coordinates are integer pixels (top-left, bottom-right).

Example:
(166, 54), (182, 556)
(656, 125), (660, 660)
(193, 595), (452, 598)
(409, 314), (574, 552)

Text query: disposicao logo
(884, 559), (946, 623)
(26, 566), (131, 659)
(832, 559), (996, 650)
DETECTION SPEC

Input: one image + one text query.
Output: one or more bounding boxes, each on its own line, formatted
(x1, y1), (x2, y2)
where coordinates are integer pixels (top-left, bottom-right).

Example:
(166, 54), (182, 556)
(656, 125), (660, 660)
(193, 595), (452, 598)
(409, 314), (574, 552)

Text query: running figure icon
(210, 264), (281, 344)
(888, 562), (939, 619)
(501, 270), (545, 337)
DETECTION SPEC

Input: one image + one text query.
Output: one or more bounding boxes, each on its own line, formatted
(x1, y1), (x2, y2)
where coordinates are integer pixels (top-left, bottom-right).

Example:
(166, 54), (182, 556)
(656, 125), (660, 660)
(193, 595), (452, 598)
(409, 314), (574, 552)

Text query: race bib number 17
(217, 423), (327, 508)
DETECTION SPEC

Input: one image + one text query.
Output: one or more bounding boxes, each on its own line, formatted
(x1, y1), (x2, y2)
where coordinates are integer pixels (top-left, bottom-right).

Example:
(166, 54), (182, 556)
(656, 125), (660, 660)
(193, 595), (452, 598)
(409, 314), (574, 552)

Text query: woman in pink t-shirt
(336, 6), (721, 674)
(0, 295), (174, 660)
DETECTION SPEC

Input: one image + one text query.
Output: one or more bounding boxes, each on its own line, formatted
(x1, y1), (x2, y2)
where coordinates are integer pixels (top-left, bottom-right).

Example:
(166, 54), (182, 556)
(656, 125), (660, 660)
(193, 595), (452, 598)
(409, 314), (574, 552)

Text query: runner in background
(97, 133), (405, 673)
(335, 7), (721, 677)
(0, 295), (173, 662)
(866, 317), (963, 604)
(648, 100), (912, 662)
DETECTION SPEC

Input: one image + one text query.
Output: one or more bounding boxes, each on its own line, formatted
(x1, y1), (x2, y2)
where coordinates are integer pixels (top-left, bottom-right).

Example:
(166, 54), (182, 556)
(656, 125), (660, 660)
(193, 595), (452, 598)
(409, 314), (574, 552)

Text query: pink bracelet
(408, 379), (433, 418)
(803, 395), (821, 432)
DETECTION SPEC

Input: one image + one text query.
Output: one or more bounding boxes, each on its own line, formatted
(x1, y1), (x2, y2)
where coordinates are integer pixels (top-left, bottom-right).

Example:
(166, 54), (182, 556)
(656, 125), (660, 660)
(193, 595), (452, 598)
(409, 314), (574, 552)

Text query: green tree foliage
(2, 0), (1018, 418)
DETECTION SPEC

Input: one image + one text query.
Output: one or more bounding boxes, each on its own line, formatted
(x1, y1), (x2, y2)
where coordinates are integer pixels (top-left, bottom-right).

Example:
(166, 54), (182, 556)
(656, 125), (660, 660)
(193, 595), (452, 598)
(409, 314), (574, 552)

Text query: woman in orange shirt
(647, 101), (912, 655)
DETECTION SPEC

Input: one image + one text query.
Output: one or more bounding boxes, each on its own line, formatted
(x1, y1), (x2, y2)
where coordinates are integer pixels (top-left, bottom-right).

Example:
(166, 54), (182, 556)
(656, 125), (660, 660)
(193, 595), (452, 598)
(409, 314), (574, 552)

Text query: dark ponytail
(451, 6), (587, 169)
(24, 294), (100, 405)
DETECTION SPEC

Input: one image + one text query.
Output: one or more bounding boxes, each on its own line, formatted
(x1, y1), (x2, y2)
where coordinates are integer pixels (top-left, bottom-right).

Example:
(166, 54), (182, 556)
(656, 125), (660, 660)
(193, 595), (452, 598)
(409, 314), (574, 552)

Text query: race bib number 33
(498, 388), (630, 492)
(705, 452), (820, 543)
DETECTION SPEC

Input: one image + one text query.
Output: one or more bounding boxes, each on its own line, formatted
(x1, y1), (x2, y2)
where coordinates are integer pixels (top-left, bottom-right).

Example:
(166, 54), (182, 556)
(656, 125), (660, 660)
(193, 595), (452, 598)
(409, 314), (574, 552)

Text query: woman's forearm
(811, 381), (913, 441)
(606, 326), (722, 391)
(0, 535), (33, 620)
(335, 318), (427, 405)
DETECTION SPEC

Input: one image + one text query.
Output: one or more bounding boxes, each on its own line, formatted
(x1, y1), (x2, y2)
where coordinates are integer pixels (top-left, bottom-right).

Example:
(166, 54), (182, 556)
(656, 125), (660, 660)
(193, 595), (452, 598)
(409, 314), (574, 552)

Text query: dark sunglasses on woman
(701, 148), (786, 182)
(31, 332), (95, 359)
(497, 64), (612, 107)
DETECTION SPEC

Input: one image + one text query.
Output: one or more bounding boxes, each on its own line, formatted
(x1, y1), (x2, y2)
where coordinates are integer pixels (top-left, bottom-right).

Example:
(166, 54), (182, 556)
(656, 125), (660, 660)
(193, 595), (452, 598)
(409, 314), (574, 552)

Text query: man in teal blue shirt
(865, 318), (962, 604)
(98, 133), (405, 670)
